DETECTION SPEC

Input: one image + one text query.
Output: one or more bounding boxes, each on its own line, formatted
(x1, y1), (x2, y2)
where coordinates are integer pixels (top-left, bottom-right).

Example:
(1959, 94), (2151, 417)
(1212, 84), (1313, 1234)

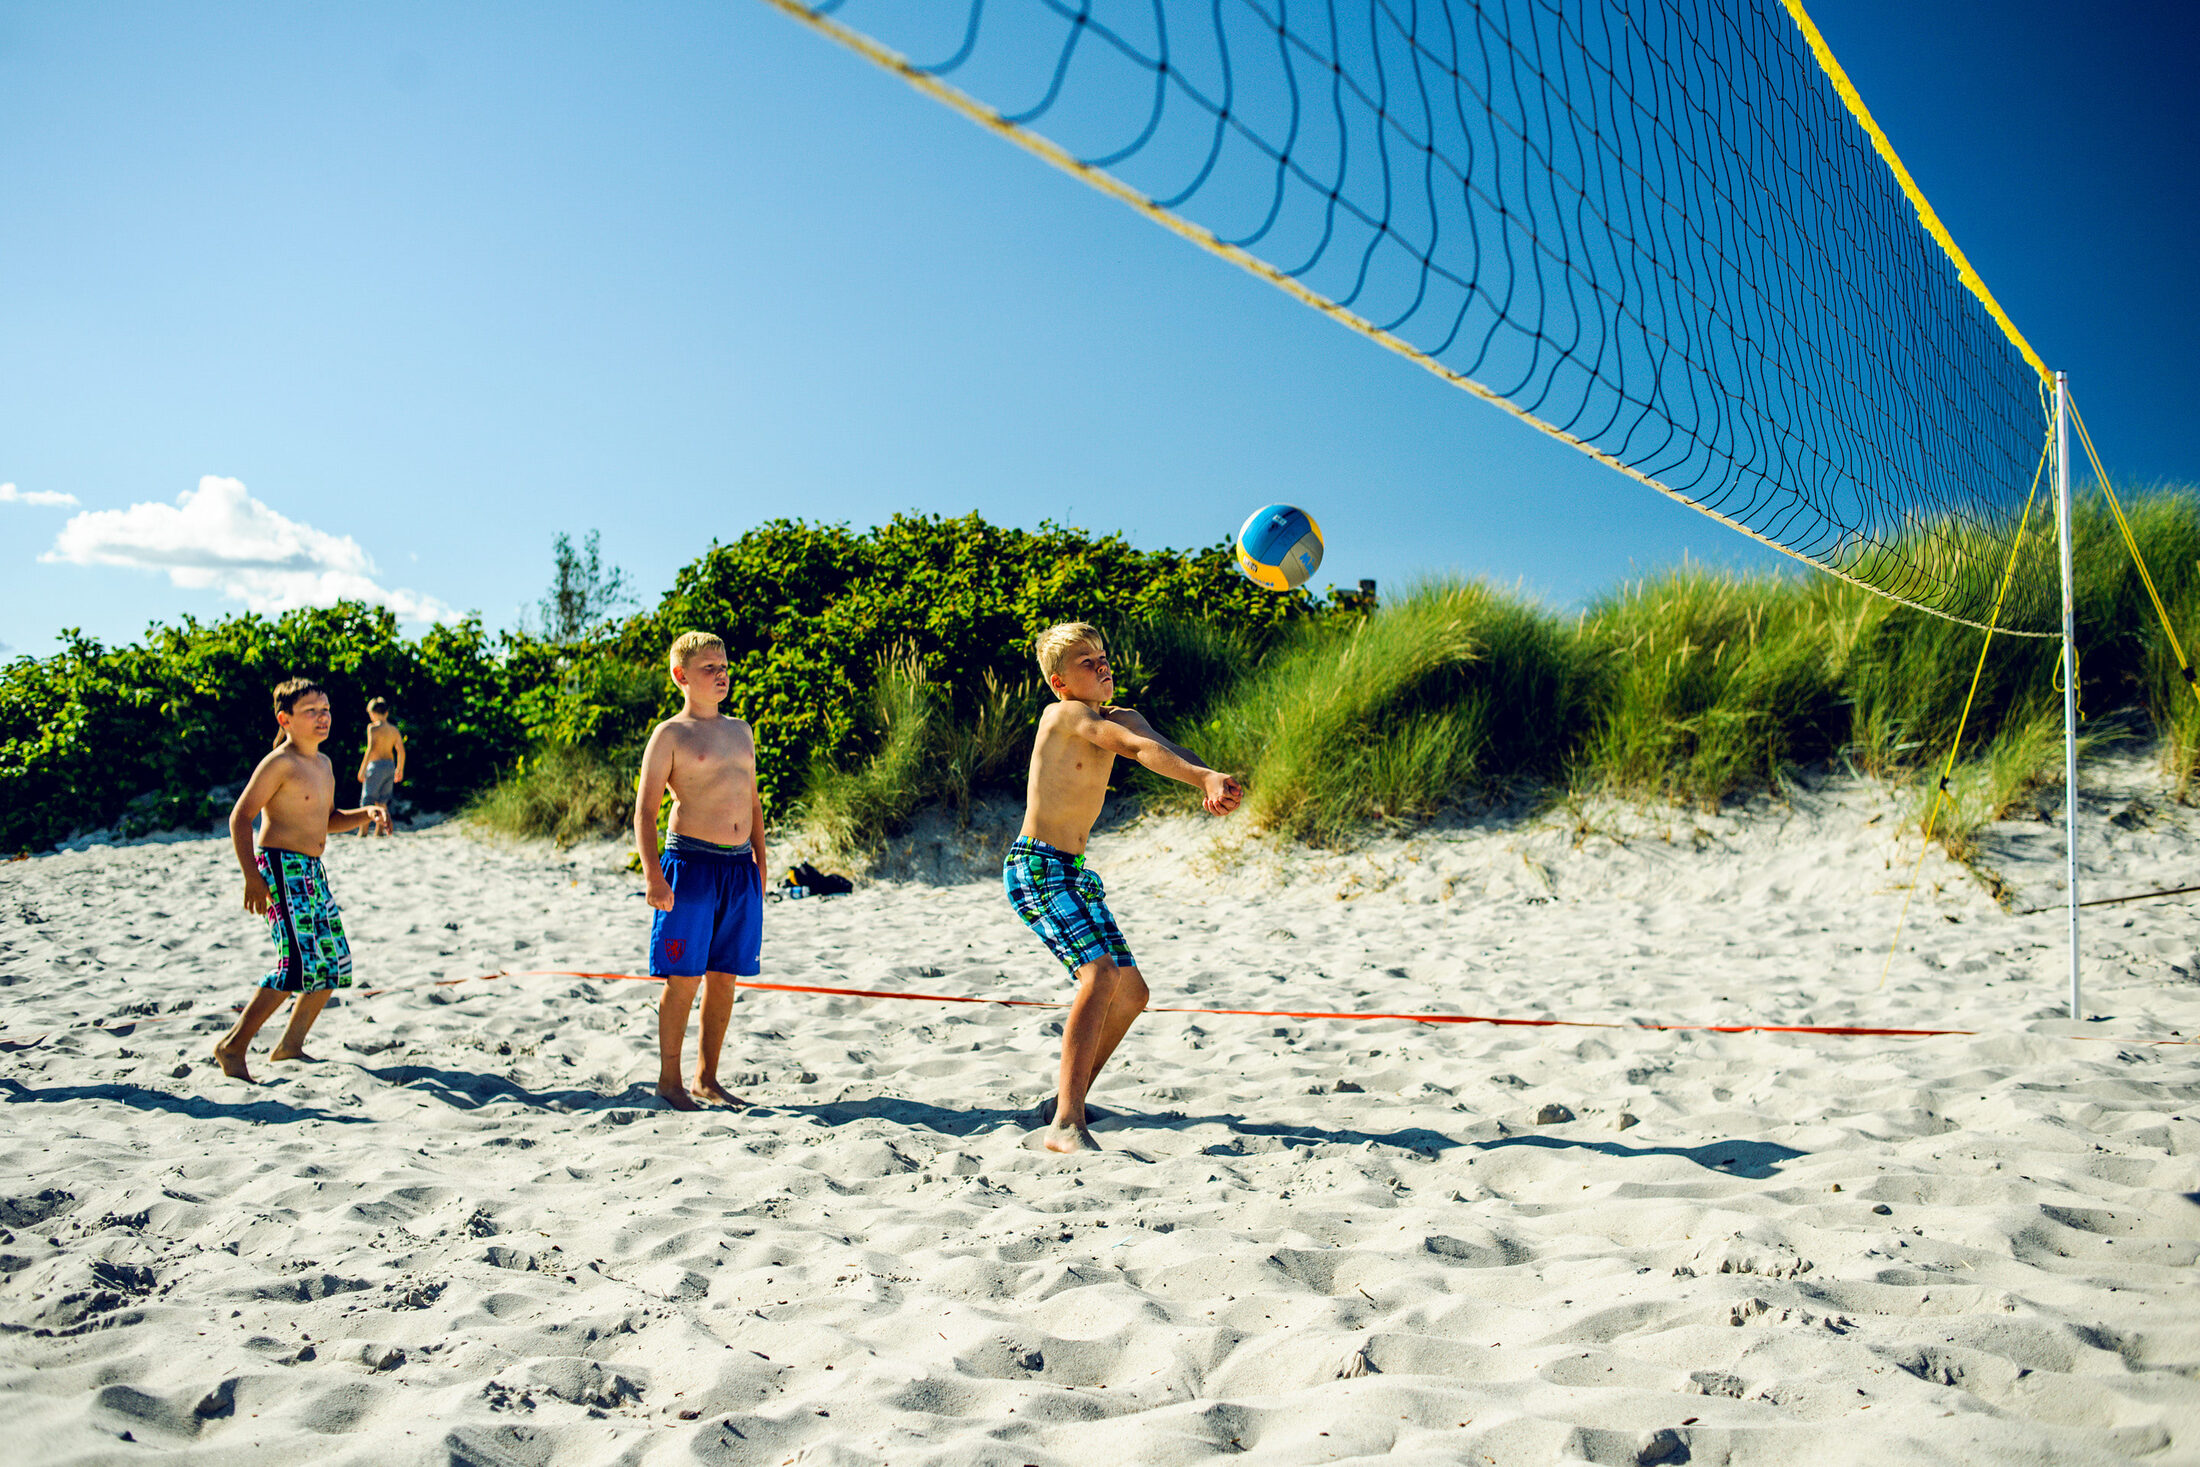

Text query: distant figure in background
(1009, 621), (1243, 1154)
(356, 697), (405, 834)
(634, 631), (766, 1111)
(213, 677), (389, 1083)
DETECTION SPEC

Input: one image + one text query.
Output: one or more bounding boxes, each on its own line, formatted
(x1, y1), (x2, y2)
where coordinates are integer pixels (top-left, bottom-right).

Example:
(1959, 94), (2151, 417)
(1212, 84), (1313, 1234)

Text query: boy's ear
(670, 663), (689, 688)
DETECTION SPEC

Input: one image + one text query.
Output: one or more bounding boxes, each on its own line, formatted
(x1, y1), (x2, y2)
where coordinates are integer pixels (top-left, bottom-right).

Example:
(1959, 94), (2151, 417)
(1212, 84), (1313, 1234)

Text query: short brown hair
(271, 677), (326, 747)
(366, 696), (389, 715)
(272, 677), (325, 716)
(1034, 622), (1105, 681)
(667, 630), (727, 672)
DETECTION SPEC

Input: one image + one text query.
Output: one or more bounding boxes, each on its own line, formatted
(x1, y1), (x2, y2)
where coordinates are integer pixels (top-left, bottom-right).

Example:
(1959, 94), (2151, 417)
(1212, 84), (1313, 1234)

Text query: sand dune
(3, 764), (2196, 1464)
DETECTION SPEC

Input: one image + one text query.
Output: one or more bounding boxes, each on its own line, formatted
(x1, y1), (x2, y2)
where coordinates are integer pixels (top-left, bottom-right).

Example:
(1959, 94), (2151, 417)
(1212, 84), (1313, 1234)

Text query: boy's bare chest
(273, 758), (335, 813)
(1042, 738), (1114, 794)
(671, 726), (753, 779)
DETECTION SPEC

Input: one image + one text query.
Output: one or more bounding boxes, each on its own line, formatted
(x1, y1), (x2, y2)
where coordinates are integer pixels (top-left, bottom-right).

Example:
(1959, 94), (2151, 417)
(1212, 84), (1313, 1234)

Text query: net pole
(2056, 369), (2081, 1020)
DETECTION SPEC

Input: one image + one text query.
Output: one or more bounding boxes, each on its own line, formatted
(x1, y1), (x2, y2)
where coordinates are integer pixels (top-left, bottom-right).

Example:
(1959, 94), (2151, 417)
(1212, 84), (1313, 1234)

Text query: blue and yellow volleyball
(1234, 503), (1324, 591)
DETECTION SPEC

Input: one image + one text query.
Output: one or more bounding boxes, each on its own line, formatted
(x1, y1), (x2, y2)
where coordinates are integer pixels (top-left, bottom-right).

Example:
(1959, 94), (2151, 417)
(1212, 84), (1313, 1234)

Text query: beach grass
(797, 649), (949, 859)
(1158, 578), (1585, 844)
(464, 743), (633, 846)
(1131, 488), (2200, 862)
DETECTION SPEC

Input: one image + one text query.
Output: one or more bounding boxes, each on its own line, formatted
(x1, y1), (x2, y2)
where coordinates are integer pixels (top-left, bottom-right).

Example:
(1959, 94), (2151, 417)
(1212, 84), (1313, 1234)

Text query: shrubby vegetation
(0, 605), (518, 851)
(0, 515), (1329, 851)
(7, 495), (2200, 859)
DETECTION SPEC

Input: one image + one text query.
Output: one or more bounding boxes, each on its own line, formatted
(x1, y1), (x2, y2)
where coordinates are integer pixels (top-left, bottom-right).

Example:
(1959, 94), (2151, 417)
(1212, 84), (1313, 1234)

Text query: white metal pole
(2056, 370), (2080, 1021)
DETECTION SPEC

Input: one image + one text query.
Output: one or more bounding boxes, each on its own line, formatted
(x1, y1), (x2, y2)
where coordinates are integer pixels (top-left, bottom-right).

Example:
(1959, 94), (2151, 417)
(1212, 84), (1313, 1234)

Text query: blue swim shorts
(1004, 836), (1136, 976)
(650, 835), (762, 978)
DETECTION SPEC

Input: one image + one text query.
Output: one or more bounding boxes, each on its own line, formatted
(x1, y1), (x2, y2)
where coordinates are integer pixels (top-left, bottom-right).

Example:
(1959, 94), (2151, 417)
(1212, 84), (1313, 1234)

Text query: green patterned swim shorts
(256, 847), (354, 993)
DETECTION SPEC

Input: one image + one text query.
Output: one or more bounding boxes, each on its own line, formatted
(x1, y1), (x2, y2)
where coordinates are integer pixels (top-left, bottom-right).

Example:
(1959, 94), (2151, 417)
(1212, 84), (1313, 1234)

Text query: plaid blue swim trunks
(1004, 836), (1135, 975)
(256, 847), (354, 993)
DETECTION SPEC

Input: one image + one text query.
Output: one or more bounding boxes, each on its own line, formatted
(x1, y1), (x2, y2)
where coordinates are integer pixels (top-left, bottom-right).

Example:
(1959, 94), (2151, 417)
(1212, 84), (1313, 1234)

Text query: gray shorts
(362, 760), (397, 805)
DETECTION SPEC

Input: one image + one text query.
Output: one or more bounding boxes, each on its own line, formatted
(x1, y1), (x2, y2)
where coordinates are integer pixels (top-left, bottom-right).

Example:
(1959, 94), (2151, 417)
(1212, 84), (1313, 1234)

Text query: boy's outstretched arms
(634, 723), (676, 912)
(1067, 704), (1244, 815)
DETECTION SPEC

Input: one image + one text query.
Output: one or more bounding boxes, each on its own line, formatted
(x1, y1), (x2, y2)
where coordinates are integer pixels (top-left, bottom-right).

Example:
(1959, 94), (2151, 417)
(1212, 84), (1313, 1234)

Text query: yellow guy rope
(1879, 426), (2053, 987)
(2071, 397), (2200, 708)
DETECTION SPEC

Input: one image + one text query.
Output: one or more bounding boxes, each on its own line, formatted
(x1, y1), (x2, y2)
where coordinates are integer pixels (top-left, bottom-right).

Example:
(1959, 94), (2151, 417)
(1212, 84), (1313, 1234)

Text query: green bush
(614, 513), (1326, 808)
(0, 605), (520, 851)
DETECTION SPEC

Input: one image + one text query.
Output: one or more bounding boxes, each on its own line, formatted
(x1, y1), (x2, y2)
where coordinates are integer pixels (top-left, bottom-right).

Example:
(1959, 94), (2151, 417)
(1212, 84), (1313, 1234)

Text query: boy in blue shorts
(1008, 622), (1243, 1153)
(634, 631), (766, 1111)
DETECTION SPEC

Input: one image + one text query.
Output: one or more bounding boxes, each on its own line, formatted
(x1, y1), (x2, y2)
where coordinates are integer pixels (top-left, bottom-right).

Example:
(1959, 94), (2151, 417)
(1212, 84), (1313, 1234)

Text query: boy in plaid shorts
(1008, 622), (1243, 1153)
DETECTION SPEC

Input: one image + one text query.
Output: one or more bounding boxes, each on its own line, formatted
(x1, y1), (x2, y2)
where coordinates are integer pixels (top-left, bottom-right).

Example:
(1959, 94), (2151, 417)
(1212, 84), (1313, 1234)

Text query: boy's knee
(1121, 967), (1149, 1009)
(1083, 959), (1146, 1006)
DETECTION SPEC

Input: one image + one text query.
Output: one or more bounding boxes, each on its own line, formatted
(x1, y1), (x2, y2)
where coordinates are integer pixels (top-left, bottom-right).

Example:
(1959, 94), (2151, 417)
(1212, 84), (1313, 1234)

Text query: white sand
(3, 765), (2197, 1465)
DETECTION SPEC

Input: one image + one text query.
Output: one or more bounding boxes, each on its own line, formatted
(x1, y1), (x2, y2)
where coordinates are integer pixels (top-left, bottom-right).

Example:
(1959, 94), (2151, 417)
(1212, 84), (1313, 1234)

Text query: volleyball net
(763, 0), (2056, 634)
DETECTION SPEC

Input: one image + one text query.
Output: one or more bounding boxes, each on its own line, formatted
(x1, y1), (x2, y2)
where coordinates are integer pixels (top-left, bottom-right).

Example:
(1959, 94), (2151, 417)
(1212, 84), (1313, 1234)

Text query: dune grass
(1574, 566), (1848, 806)
(1170, 489), (2200, 856)
(1165, 579), (1585, 844)
(465, 743), (633, 846)
(798, 649), (1049, 860)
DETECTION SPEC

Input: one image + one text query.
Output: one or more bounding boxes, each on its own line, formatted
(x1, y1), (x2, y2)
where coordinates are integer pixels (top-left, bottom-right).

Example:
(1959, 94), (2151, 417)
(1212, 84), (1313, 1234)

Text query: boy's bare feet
(212, 1041), (253, 1082)
(692, 1076), (749, 1107)
(268, 1044), (317, 1064)
(1044, 1121), (1100, 1154)
(1034, 1096), (1113, 1126)
(657, 1083), (701, 1112)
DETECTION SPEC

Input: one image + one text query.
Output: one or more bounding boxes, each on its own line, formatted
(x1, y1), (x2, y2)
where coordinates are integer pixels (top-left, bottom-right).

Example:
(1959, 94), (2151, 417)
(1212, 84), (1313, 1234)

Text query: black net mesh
(780, 0), (2055, 632)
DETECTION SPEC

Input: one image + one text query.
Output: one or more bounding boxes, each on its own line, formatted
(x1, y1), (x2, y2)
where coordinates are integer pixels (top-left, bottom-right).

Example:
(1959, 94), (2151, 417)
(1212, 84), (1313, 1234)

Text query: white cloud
(41, 475), (459, 622)
(1, 482), (81, 507)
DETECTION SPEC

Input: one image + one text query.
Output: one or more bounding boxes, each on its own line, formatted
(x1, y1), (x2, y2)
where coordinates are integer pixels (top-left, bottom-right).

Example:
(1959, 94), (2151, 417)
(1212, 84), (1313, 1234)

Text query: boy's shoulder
(1045, 700), (1134, 723)
(649, 712), (752, 738)
(256, 743), (330, 778)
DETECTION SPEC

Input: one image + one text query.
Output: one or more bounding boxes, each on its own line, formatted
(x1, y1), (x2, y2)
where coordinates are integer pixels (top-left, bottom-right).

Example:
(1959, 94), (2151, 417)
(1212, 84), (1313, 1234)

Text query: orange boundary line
(9, 969), (2192, 1050)
(476, 969), (1976, 1038)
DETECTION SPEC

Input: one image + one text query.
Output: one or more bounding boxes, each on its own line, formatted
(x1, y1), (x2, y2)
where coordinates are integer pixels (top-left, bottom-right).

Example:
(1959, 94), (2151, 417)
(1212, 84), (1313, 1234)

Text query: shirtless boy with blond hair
(213, 677), (390, 1082)
(1007, 622), (1243, 1153)
(635, 631), (766, 1111)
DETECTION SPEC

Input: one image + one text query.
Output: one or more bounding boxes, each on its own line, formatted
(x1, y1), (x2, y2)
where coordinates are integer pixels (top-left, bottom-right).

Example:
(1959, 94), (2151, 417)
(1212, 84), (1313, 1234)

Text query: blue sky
(1, 0), (2192, 659)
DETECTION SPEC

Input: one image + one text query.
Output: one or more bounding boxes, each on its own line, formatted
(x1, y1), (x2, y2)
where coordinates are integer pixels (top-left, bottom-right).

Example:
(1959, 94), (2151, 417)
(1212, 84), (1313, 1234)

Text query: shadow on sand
(776, 1098), (1805, 1176)
(780, 1095), (1036, 1138)
(364, 1063), (660, 1113)
(1473, 1133), (1805, 1179)
(0, 1076), (367, 1126)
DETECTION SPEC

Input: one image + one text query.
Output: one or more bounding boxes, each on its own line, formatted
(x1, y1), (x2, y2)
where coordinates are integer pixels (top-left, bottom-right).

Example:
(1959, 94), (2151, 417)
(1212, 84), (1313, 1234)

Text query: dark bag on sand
(789, 861), (853, 896)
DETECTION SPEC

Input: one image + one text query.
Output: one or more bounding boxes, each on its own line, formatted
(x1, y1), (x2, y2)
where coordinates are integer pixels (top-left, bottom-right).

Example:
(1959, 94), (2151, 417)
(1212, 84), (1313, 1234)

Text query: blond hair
(667, 630), (726, 672)
(1034, 622), (1105, 681)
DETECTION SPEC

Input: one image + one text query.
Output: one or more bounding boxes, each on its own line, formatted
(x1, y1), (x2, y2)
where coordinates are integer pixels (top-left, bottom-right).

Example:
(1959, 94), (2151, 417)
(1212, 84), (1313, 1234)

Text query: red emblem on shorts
(665, 939), (686, 961)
